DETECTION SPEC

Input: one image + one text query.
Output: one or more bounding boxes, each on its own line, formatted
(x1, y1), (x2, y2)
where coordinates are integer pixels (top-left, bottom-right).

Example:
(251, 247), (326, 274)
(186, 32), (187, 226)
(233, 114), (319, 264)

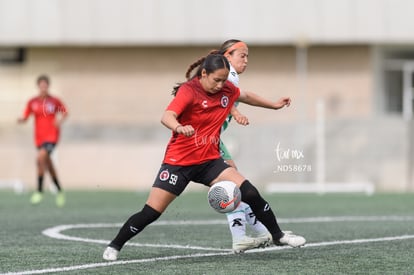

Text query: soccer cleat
(255, 233), (273, 248)
(30, 192), (43, 205)
(233, 236), (268, 254)
(55, 192), (65, 207)
(275, 231), (306, 247)
(103, 246), (119, 261)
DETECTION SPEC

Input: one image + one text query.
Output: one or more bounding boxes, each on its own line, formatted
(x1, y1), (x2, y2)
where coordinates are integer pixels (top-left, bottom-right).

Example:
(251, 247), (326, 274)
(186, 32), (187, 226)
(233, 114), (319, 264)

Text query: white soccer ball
(207, 181), (241, 213)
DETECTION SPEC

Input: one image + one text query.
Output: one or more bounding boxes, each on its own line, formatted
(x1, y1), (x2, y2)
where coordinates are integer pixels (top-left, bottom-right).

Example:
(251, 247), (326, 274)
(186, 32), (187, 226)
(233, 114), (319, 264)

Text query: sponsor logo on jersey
(202, 100), (208, 108)
(221, 95), (229, 108)
(159, 169), (170, 181)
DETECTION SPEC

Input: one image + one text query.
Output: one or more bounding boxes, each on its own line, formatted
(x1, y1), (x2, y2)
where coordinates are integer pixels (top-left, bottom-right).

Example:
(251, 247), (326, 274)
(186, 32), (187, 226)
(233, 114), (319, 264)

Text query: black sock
(52, 177), (62, 192)
(38, 176), (44, 192)
(109, 204), (161, 251)
(239, 180), (284, 241)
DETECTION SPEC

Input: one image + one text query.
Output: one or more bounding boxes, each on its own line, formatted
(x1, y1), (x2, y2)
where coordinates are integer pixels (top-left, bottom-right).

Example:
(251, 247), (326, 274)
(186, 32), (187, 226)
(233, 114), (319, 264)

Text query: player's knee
(37, 150), (48, 161)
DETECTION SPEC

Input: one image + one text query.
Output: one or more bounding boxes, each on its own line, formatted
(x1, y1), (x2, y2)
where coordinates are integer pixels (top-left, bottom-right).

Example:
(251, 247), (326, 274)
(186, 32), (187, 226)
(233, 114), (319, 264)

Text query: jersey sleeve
(234, 86), (241, 101)
(166, 85), (194, 116)
(226, 80), (241, 104)
(55, 98), (68, 114)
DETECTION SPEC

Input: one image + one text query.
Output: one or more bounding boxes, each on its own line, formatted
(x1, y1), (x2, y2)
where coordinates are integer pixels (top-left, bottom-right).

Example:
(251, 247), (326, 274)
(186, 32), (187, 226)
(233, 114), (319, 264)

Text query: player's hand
(17, 118), (26, 124)
(176, 125), (195, 137)
(234, 113), (249, 126)
(274, 97), (291, 109)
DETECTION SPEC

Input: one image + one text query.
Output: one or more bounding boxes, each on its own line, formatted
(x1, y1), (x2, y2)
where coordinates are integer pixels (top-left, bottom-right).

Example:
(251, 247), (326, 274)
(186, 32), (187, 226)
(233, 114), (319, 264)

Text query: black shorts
(152, 158), (231, 196)
(37, 142), (56, 155)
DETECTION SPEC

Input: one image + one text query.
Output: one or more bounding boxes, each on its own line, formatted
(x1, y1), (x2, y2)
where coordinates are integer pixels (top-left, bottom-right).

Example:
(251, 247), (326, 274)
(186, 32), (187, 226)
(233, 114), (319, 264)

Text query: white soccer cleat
(103, 246), (119, 261)
(255, 233), (273, 248)
(233, 237), (260, 254)
(232, 234), (273, 254)
(276, 231), (306, 247)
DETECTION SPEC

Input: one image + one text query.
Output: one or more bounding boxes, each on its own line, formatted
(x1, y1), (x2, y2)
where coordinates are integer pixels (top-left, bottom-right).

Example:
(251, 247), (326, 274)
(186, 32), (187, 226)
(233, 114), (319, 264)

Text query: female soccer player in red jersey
(103, 54), (305, 261)
(18, 75), (68, 207)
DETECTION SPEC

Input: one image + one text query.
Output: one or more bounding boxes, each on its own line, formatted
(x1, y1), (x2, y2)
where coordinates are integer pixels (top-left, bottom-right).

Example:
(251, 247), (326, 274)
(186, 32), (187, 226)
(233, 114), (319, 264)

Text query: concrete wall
(0, 45), (387, 191)
(0, 45), (373, 125)
(1, 0), (414, 46)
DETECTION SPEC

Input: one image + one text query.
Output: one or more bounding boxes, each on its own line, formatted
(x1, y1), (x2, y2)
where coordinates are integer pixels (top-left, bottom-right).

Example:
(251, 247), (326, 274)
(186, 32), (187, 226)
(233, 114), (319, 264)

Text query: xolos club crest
(159, 169), (170, 181)
(221, 95), (229, 108)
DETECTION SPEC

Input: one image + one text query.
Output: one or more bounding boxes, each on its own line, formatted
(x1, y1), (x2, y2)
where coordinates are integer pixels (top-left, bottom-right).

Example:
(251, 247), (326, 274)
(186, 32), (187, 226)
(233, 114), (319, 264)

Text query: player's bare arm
(238, 91), (291, 110)
(161, 110), (195, 137)
(230, 105), (249, 126)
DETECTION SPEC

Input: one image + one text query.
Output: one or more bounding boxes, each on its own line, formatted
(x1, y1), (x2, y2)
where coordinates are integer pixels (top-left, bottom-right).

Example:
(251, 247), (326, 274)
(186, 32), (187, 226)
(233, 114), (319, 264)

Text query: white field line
(2, 216), (414, 275)
(41, 223), (229, 252)
(41, 215), (414, 250)
(0, 252), (232, 275)
(3, 235), (414, 275)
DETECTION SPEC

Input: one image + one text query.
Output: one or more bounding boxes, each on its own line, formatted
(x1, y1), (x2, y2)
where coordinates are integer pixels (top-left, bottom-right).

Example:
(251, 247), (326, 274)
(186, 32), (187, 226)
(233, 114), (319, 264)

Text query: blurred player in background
(18, 75), (68, 207)
(103, 53), (305, 261)
(214, 39), (292, 253)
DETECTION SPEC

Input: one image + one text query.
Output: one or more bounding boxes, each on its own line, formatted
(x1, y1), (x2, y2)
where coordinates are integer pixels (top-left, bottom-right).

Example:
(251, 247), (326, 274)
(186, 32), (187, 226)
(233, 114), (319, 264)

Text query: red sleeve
(22, 99), (32, 119)
(166, 84), (194, 116)
(55, 98), (68, 114)
(226, 80), (241, 104)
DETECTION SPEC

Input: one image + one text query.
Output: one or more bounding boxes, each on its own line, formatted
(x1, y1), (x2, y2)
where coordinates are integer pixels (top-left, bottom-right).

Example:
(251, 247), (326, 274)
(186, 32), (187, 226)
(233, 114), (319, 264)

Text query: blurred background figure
(18, 75), (68, 207)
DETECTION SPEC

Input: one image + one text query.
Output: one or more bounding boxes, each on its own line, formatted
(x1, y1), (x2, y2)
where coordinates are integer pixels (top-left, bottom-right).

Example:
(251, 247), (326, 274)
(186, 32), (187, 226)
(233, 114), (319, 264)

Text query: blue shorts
(152, 158), (230, 196)
(37, 142), (56, 155)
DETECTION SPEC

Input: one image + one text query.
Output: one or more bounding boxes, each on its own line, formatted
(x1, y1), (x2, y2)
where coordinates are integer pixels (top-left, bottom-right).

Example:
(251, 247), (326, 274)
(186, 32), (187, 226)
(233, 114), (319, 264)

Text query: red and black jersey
(22, 95), (67, 146)
(163, 77), (240, 166)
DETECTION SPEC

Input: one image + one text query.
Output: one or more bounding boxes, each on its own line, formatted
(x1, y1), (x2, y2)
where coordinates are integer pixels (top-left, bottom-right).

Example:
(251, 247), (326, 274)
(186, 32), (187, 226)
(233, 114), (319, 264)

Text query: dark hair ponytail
(172, 51), (229, 96)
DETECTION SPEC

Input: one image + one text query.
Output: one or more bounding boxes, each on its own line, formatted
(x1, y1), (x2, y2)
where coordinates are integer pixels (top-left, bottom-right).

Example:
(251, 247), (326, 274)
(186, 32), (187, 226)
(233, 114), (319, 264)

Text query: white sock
(226, 203), (247, 242)
(243, 203), (269, 236)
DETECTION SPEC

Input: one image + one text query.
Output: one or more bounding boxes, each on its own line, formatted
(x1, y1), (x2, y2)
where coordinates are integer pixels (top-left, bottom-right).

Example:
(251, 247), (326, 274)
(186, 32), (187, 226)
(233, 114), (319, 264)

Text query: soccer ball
(207, 181), (241, 213)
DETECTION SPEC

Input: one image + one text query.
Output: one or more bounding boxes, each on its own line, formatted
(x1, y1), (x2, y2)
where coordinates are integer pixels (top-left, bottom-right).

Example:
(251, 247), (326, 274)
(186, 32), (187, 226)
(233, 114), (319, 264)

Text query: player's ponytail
(185, 50), (221, 80)
(185, 56), (207, 80)
(172, 55), (207, 96)
(172, 51), (229, 96)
